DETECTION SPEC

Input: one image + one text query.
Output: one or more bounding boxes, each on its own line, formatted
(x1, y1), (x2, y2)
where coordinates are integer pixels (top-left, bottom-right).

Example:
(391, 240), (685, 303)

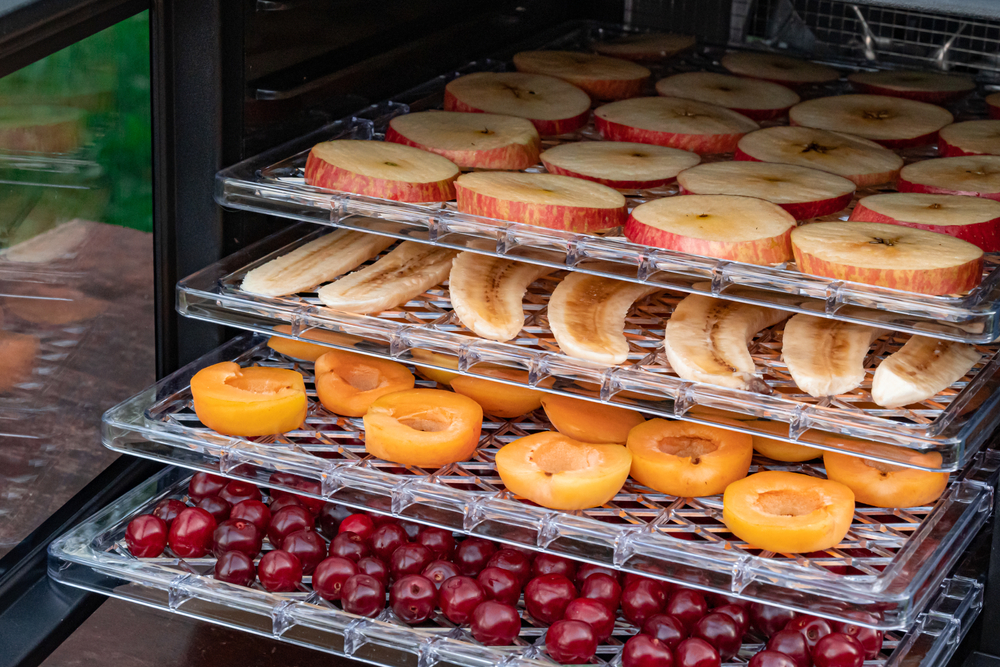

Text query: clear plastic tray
(100, 334), (999, 629)
(176, 224), (1000, 471)
(215, 23), (1000, 344)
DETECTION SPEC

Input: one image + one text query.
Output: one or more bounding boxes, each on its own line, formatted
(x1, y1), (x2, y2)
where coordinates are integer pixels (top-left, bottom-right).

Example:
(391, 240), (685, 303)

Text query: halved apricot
(541, 394), (645, 444)
(747, 420), (822, 462)
(495, 432), (632, 510)
(267, 325), (362, 361)
(315, 350), (415, 417)
(191, 362), (307, 437)
(722, 471), (855, 553)
(410, 349), (461, 386)
(823, 451), (948, 508)
(0, 331), (38, 392)
(363, 388), (483, 467)
(451, 369), (545, 418)
(627, 419), (753, 497)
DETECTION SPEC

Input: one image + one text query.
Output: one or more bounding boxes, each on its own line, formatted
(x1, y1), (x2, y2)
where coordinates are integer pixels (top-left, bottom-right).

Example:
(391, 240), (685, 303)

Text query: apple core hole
(655, 436), (719, 459)
(530, 440), (596, 474)
(341, 365), (384, 392)
(755, 489), (825, 516)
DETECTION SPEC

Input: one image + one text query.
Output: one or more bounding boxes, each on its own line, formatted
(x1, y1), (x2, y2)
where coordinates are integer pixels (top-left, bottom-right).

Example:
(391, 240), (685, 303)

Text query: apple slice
(897, 156), (1000, 201)
(444, 72), (592, 136)
(791, 221), (984, 295)
(455, 171), (627, 232)
(304, 140), (459, 202)
(655, 72), (800, 121)
(512, 50), (650, 101)
(385, 111), (540, 170)
(789, 94), (953, 148)
(735, 126), (903, 187)
(987, 93), (1000, 120)
(593, 33), (696, 61)
(938, 120), (1000, 157)
(595, 96), (758, 155)
(847, 70), (974, 104)
(720, 52), (839, 86)
(676, 162), (855, 220)
(625, 194), (796, 264)
(849, 192), (1000, 252)
(540, 141), (700, 189)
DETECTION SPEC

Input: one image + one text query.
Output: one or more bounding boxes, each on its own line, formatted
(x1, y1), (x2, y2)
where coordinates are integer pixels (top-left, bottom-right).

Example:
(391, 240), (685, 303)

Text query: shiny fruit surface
(471, 601), (521, 646)
(212, 518), (262, 558)
(486, 549), (532, 586)
(341, 573), (386, 617)
(454, 538), (497, 576)
(751, 604), (797, 637)
(167, 507), (217, 558)
(153, 499), (187, 527)
(416, 527), (456, 559)
(812, 633), (865, 667)
(357, 557), (390, 588)
(214, 550), (256, 587)
(219, 481), (262, 506)
(546, 620), (598, 664)
(329, 532), (370, 562)
(196, 496), (231, 523)
(643, 614), (688, 649)
(786, 616), (833, 652)
(665, 589), (709, 630)
(126, 515), (168, 558)
(692, 612), (741, 660)
(282, 529), (326, 574)
(750, 651), (799, 667)
(230, 500), (271, 533)
(833, 614), (884, 659)
(371, 523), (410, 562)
(525, 573), (578, 624)
(713, 604), (750, 637)
(190, 362), (307, 436)
(563, 597), (615, 642)
(424, 559), (462, 590)
(390, 543), (434, 579)
(621, 579), (667, 626)
(267, 506), (315, 547)
(439, 576), (486, 624)
(623, 635), (675, 667)
(338, 513), (376, 541)
(580, 572), (622, 611)
(675, 638), (721, 667)
(478, 566), (522, 605)
(390, 574), (438, 624)
(258, 550), (303, 592)
(312, 556), (358, 600)
(767, 629), (811, 667)
(532, 553), (577, 580)
(188, 472), (226, 501)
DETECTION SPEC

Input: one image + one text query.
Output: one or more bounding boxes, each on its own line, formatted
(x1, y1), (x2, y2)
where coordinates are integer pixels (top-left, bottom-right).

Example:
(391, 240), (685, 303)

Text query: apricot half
(747, 420), (822, 462)
(363, 388), (483, 467)
(191, 362), (307, 437)
(315, 350), (415, 417)
(722, 471), (855, 553)
(451, 369), (544, 418)
(627, 419), (753, 497)
(823, 451), (948, 508)
(410, 349), (460, 386)
(495, 432), (632, 510)
(267, 325), (362, 361)
(0, 331), (38, 392)
(541, 394), (645, 444)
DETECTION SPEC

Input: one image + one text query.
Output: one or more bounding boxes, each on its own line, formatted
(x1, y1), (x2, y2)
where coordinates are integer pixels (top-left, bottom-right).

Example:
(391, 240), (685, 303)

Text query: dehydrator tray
(215, 21), (1000, 345)
(100, 333), (999, 630)
(176, 224), (1000, 471)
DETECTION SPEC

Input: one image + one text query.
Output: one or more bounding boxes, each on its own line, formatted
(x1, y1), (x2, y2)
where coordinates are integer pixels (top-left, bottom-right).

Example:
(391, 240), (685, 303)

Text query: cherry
(167, 507), (217, 558)
(125, 514), (168, 558)
(269, 471), (306, 489)
(786, 616), (833, 652)
(424, 560), (462, 590)
(707, 593), (746, 608)
(714, 604), (750, 637)
(258, 549), (303, 592)
(390, 543), (433, 580)
(626, 573), (670, 594)
(675, 638), (721, 667)
(766, 629), (811, 667)
(477, 567), (522, 605)
(212, 518), (262, 558)
(524, 574), (577, 625)
(312, 556), (358, 600)
(152, 499), (187, 527)
(390, 574), (438, 624)
(269, 495), (305, 515)
(214, 550), (256, 586)
(642, 614), (688, 650)
(812, 633), (864, 667)
(219, 480), (262, 506)
(283, 529), (326, 574)
(531, 553), (577, 580)
(751, 603), (797, 638)
(575, 563), (621, 586)
(338, 514), (375, 541)
(623, 635), (675, 667)
(470, 600), (521, 646)
(453, 538), (497, 576)
(486, 549), (532, 586)
(416, 527), (457, 559)
(357, 557), (390, 588)
(267, 506), (314, 547)
(341, 573), (385, 617)
(833, 614), (883, 659)
(400, 522), (422, 540)
(666, 589), (709, 631)
(750, 651), (800, 667)
(621, 579), (667, 626)
(367, 511), (398, 526)
(196, 495), (232, 523)
(317, 503), (354, 538)
(284, 478), (323, 514)
(580, 572), (622, 611)
(692, 612), (741, 661)
(439, 576), (486, 624)
(188, 472), (226, 501)
(371, 523), (409, 562)
(546, 620), (597, 664)
(563, 597), (615, 642)
(329, 532), (370, 562)
(230, 500), (271, 533)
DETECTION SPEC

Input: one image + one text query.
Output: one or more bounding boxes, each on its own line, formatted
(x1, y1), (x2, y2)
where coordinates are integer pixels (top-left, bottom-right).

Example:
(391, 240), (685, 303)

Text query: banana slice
(872, 336), (980, 408)
(781, 314), (884, 398)
(317, 242), (458, 314)
(241, 228), (395, 297)
(665, 295), (790, 389)
(448, 253), (556, 342)
(548, 273), (659, 365)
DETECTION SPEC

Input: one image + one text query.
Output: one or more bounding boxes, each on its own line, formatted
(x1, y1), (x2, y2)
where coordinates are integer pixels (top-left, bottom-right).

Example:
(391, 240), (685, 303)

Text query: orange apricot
(627, 419), (753, 497)
(0, 331), (38, 392)
(823, 451), (948, 508)
(267, 325), (362, 361)
(746, 420), (822, 462)
(451, 369), (545, 418)
(191, 362), (307, 437)
(363, 388), (483, 467)
(495, 432), (632, 510)
(722, 471), (855, 553)
(410, 349), (461, 385)
(315, 350), (415, 417)
(541, 394), (645, 444)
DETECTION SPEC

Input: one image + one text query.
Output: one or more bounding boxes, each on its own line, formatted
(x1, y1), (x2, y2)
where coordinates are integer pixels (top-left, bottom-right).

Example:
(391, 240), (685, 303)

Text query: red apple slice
(735, 126), (903, 187)
(655, 72), (800, 121)
(676, 162), (855, 220)
(625, 194), (796, 264)
(593, 33), (696, 62)
(849, 192), (1000, 252)
(512, 50), (650, 101)
(385, 111), (540, 170)
(304, 140), (459, 202)
(938, 120), (1000, 157)
(540, 141), (700, 189)
(898, 156), (1000, 201)
(720, 52), (839, 86)
(455, 171), (627, 232)
(595, 96), (758, 155)
(987, 92), (1000, 120)
(847, 70), (974, 104)
(789, 94), (953, 148)
(444, 72), (591, 136)
(791, 221), (983, 295)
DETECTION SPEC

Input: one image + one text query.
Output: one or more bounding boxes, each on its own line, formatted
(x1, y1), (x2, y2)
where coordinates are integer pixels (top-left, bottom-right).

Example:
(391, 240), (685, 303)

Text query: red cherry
(692, 612), (741, 661)
(439, 575), (485, 624)
(642, 614), (688, 650)
(366, 511), (398, 526)
(318, 503), (353, 538)
(269, 471), (306, 489)
(389, 543), (433, 580)
(390, 574), (438, 624)
(714, 604), (750, 637)
(707, 593), (746, 608)
(230, 499), (270, 533)
(750, 651), (799, 667)
(152, 499), (187, 528)
(623, 635), (675, 667)
(212, 518), (262, 558)
(524, 574), (577, 625)
(580, 572), (622, 611)
(284, 478), (323, 514)
(531, 553), (577, 580)
(269, 495), (305, 515)
(665, 589), (709, 631)
(214, 550), (255, 586)
(563, 597), (615, 642)
(751, 604), (797, 638)
(400, 522), (422, 540)
(575, 563), (621, 586)
(329, 532), (370, 562)
(546, 620), (597, 664)
(423, 560), (462, 590)
(258, 550), (302, 592)
(767, 629), (811, 667)
(675, 638), (721, 667)
(486, 549), (532, 586)
(196, 495), (231, 523)
(470, 600), (521, 646)
(370, 523), (409, 562)
(812, 633), (864, 667)
(621, 579), (667, 626)
(125, 514), (168, 558)
(453, 538), (497, 576)
(416, 527), (456, 559)
(267, 506), (314, 547)
(477, 566), (522, 605)
(341, 573), (385, 617)
(282, 529), (326, 574)
(626, 573), (671, 596)
(188, 472), (226, 501)
(312, 556), (358, 600)
(219, 480), (262, 506)
(338, 514), (375, 541)
(357, 557), (389, 588)
(786, 616), (833, 652)
(833, 614), (883, 659)
(167, 507), (217, 558)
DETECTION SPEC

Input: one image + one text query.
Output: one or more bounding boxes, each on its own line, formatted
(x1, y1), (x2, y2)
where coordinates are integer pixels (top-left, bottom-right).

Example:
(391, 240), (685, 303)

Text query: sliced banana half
(781, 314), (884, 398)
(872, 336), (980, 408)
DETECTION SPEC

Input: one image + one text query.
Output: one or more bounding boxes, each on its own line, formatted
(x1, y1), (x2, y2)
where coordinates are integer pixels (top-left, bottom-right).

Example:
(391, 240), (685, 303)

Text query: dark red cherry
(751, 603), (797, 638)
(623, 635), (675, 667)
(282, 529), (326, 574)
(580, 572), (622, 611)
(477, 566), (522, 605)
(750, 651), (799, 667)
(666, 589), (709, 631)
(812, 633), (864, 667)
(312, 556), (358, 600)
(188, 472), (226, 501)
(167, 507), (217, 558)
(470, 600), (521, 646)
(833, 614), (884, 659)
(390, 543), (433, 580)
(230, 500), (271, 533)
(214, 550), (255, 586)
(281, 477), (323, 514)
(524, 574), (577, 625)
(267, 506), (314, 547)
(370, 523), (409, 562)
(714, 604), (750, 637)
(531, 553), (577, 580)
(317, 503), (354, 538)
(329, 532), (370, 562)
(621, 579), (667, 626)
(575, 563), (621, 586)
(675, 638), (721, 667)
(416, 527), (456, 559)
(453, 537), (497, 576)
(366, 511), (397, 526)
(219, 481), (262, 507)
(400, 521), (422, 540)
(152, 499), (186, 528)
(642, 614), (688, 650)
(258, 549), (302, 592)
(268, 471), (306, 489)
(341, 573), (385, 617)
(707, 592), (746, 609)
(486, 549), (532, 586)
(338, 514), (375, 541)
(439, 576), (486, 624)
(125, 514), (168, 558)
(693, 612), (742, 661)
(196, 495), (232, 523)
(546, 620), (597, 664)
(563, 597), (615, 642)
(786, 616), (833, 652)
(390, 574), (438, 624)
(357, 556), (389, 588)
(268, 495), (305, 515)
(767, 629), (811, 667)
(212, 518), (262, 558)
(424, 560), (462, 590)
(625, 573), (671, 595)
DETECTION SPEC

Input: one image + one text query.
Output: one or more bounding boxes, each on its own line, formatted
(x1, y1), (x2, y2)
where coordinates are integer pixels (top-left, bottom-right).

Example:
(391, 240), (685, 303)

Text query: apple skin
(937, 135), (983, 157)
(676, 185), (852, 220)
(574, 78), (646, 102)
(624, 214), (794, 264)
(849, 200), (1000, 252)
(455, 184), (627, 232)
(384, 125), (540, 170)
(897, 177), (1000, 203)
(733, 148), (901, 188)
(848, 81), (972, 105)
(596, 115), (747, 155)
(542, 159), (676, 189)
(787, 118), (939, 150)
(443, 89), (590, 137)
(304, 152), (457, 202)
